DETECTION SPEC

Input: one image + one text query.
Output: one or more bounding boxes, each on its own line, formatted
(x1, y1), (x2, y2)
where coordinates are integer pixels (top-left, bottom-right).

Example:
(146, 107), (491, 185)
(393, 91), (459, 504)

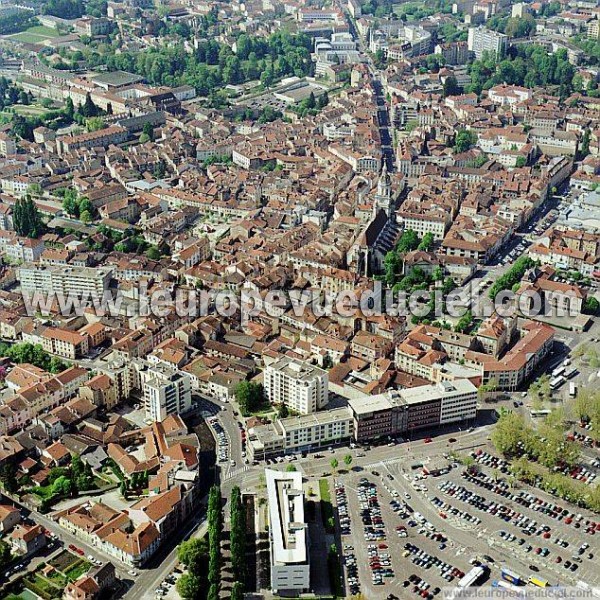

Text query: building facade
(264, 357), (328, 415)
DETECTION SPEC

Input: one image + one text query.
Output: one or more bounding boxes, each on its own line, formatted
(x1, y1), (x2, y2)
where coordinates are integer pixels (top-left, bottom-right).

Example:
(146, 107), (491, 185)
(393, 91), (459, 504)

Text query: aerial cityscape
(0, 0), (597, 598)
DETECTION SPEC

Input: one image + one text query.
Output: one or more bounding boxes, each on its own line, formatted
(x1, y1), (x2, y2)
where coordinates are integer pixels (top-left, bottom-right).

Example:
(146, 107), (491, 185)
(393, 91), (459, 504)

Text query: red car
(424, 438), (433, 443)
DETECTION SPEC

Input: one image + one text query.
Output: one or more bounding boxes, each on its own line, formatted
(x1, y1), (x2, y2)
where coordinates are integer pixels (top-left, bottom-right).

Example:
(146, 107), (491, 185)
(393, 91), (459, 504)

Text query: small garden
(4, 552), (91, 600)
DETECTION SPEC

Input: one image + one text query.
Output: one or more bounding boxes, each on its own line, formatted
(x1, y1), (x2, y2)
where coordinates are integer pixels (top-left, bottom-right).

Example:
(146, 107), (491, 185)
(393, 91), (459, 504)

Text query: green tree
(383, 250), (401, 286)
(81, 94), (99, 118)
(491, 411), (529, 457)
(417, 232), (434, 251)
(207, 583), (219, 600)
(85, 117), (105, 132)
(396, 229), (420, 254)
(51, 475), (73, 496)
(231, 582), (244, 600)
(455, 311), (473, 333)
(234, 381), (264, 416)
(343, 454), (353, 468)
(322, 354), (333, 369)
(177, 538), (209, 576)
(454, 129), (477, 153)
(0, 463), (18, 493)
(442, 75), (461, 97)
(142, 121), (154, 142)
(145, 246), (161, 260)
(176, 573), (201, 599)
(584, 296), (599, 315)
(13, 196), (43, 238)
(285, 464), (297, 472)
(65, 97), (75, 120)
(80, 210), (92, 223)
(62, 196), (78, 217)
(0, 540), (11, 568)
(330, 457), (338, 472)
(49, 467), (68, 484)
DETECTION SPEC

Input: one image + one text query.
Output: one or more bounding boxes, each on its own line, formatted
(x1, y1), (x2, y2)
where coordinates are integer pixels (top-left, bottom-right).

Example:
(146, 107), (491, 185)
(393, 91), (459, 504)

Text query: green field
(8, 25), (60, 43)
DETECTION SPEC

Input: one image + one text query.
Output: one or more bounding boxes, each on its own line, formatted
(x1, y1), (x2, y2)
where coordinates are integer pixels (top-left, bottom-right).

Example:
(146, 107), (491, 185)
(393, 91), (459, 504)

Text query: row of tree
(487, 256), (535, 300)
(229, 486), (246, 593)
(176, 485), (223, 599)
(0, 342), (66, 373)
(492, 410), (580, 470)
(207, 485), (222, 600)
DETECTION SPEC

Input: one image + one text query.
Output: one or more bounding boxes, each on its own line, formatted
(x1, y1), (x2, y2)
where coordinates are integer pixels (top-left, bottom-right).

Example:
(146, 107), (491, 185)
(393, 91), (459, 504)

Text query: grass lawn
(63, 558), (91, 581)
(8, 25), (59, 43)
(23, 573), (63, 600)
(25, 26), (59, 37)
(11, 105), (52, 117)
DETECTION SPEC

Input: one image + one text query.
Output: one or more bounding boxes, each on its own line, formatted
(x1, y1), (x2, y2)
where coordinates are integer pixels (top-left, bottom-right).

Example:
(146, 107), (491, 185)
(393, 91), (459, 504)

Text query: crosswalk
(223, 465), (250, 481)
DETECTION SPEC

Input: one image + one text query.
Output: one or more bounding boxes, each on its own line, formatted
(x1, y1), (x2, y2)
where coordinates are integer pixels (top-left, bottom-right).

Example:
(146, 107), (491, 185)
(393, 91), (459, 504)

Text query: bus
(552, 366), (566, 378)
(565, 367), (578, 380)
(529, 576), (549, 588)
(569, 382), (577, 398)
(501, 568), (523, 586)
(458, 566), (487, 588)
(550, 376), (566, 390)
(493, 581), (525, 596)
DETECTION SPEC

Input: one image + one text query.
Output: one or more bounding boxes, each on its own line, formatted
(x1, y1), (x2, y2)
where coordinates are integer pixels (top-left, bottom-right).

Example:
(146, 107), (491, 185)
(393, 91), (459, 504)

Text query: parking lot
(332, 444), (600, 598)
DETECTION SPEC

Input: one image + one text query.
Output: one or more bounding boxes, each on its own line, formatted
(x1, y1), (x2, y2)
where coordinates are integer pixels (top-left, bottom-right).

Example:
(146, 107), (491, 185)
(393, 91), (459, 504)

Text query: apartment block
(264, 357), (328, 415)
(467, 27), (507, 59)
(141, 364), (192, 422)
(18, 265), (113, 300)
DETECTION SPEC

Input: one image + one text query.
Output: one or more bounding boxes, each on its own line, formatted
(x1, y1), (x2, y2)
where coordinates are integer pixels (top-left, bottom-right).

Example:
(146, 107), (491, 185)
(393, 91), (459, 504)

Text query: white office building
(467, 27), (507, 59)
(142, 364), (192, 422)
(266, 468), (310, 594)
(264, 357), (328, 415)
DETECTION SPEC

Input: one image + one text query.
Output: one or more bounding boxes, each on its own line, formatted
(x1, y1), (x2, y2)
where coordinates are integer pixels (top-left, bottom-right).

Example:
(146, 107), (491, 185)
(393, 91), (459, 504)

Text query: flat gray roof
(92, 70), (143, 88)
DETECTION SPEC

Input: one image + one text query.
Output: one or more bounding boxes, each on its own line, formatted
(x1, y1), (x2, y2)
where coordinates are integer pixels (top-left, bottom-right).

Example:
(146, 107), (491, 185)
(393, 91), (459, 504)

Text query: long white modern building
(264, 357), (328, 414)
(265, 468), (310, 595)
(18, 264), (113, 300)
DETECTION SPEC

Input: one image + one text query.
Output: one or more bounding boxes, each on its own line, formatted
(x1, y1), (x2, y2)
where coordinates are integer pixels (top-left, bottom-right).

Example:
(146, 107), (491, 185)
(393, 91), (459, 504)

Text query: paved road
(1, 492), (133, 583)
(124, 518), (208, 600)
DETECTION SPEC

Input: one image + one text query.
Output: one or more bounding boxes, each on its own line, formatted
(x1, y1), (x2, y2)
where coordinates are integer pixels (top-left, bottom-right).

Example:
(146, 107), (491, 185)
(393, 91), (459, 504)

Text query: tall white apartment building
(142, 364), (192, 422)
(467, 27), (507, 59)
(266, 469), (310, 594)
(18, 264), (113, 299)
(264, 358), (328, 415)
